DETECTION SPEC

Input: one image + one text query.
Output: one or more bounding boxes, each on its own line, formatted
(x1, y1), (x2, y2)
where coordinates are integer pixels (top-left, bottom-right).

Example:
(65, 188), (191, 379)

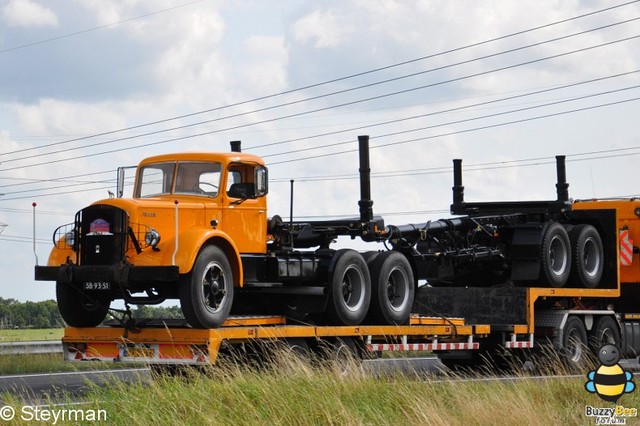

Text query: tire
(561, 316), (588, 370)
(325, 249), (371, 326)
(56, 281), (110, 327)
(368, 251), (415, 325)
(180, 245), (234, 329)
(326, 337), (362, 375)
(567, 224), (604, 289)
(589, 316), (621, 353)
(540, 223), (571, 288)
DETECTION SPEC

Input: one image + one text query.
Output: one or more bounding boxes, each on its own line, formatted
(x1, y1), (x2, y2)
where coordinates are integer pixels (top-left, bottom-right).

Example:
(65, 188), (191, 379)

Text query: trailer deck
(62, 315), (493, 365)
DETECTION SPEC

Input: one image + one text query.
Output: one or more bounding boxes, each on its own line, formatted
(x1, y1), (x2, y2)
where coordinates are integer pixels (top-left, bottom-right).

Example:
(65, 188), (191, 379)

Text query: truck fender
(172, 228), (244, 287)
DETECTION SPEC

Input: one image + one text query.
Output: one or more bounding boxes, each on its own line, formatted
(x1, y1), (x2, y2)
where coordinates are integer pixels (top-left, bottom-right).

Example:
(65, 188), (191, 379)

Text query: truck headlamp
(145, 229), (161, 248)
(64, 231), (75, 248)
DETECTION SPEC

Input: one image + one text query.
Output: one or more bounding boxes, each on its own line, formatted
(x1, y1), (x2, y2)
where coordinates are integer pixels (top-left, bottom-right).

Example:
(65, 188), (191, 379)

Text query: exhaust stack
(555, 155), (569, 203)
(230, 140), (242, 153)
(358, 135), (374, 223)
(452, 159), (464, 205)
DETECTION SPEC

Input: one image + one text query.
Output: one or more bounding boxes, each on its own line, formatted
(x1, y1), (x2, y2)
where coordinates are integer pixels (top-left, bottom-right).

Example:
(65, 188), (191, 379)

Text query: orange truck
(34, 135), (640, 368)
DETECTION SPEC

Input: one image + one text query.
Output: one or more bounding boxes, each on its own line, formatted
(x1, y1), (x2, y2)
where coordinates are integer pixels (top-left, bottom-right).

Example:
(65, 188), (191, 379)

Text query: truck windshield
(136, 161), (222, 198)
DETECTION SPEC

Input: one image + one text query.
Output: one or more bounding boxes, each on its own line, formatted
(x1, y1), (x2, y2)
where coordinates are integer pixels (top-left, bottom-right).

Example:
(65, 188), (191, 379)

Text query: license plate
(83, 281), (111, 290)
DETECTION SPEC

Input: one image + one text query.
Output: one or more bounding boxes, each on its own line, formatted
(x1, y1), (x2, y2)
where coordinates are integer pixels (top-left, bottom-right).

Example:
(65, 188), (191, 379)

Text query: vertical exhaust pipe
(358, 135), (374, 223)
(230, 140), (242, 153)
(555, 155), (569, 202)
(452, 159), (464, 204)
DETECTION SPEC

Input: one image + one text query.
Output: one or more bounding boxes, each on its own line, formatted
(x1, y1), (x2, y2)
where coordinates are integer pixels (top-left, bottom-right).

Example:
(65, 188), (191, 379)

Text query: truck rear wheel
(180, 245), (234, 329)
(540, 223), (571, 288)
(368, 251), (414, 325)
(56, 282), (110, 327)
(561, 316), (588, 370)
(568, 224), (604, 289)
(326, 249), (371, 326)
(589, 316), (621, 352)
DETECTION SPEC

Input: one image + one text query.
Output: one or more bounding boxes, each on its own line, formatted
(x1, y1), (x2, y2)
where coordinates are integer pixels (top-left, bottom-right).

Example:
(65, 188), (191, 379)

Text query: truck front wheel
(180, 245), (234, 329)
(56, 282), (110, 327)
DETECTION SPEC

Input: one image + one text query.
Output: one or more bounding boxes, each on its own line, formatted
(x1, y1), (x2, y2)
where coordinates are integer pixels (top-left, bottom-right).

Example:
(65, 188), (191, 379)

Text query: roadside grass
(9, 348), (636, 426)
(0, 353), (143, 375)
(0, 328), (63, 342)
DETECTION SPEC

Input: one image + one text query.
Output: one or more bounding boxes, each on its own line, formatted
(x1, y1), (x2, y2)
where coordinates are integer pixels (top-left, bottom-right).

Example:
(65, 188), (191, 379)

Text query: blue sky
(1, 0), (639, 302)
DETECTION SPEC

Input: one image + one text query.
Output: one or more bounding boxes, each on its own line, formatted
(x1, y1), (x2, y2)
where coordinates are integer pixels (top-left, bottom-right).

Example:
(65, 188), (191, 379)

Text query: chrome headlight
(64, 231), (75, 248)
(145, 228), (161, 248)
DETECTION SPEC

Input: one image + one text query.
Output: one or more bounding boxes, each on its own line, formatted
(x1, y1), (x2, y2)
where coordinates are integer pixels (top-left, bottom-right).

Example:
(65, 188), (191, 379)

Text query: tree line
(0, 298), (183, 329)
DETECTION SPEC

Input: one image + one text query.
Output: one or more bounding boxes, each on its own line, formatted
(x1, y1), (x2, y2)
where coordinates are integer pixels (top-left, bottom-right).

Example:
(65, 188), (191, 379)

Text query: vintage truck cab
(35, 145), (268, 328)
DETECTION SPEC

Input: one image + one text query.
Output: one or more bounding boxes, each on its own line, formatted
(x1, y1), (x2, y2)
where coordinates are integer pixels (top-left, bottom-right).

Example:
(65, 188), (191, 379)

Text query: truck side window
(227, 165), (256, 199)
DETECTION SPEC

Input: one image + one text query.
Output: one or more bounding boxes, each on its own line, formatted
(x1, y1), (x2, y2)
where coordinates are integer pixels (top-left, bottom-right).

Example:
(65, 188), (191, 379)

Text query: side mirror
(255, 166), (268, 197)
(117, 167), (125, 198)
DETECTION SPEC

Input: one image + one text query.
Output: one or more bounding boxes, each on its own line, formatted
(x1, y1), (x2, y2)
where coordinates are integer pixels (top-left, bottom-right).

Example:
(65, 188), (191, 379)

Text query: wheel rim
(201, 261), (227, 314)
(583, 237), (601, 277)
(386, 266), (410, 312)
(340, 265), (366, 312)
(549, 235), (569, 276)
(566, 328), (584, 363)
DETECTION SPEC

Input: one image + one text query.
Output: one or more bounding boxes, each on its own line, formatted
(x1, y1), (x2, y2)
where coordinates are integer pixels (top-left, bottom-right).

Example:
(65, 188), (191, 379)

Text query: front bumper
(35, 264), (180, 287)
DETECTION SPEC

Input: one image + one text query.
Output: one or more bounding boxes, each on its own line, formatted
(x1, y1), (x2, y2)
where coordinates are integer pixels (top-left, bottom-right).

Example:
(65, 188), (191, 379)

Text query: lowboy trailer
(36, 135), (640, 368)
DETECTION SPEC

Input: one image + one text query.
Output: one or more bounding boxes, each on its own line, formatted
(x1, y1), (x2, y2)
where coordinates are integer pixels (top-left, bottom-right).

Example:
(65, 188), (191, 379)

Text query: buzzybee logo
(585, 344), (635, 402)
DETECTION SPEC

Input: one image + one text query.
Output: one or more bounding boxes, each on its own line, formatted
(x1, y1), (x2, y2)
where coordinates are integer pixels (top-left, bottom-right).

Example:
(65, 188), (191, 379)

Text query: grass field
(0, 328), (63, 342)
(4, 352), (637, 426)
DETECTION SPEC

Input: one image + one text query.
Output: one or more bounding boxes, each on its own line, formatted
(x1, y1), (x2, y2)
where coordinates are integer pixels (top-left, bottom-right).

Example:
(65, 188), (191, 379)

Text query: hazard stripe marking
(367, 343), (479, 352)
(620, 229), (634, 266)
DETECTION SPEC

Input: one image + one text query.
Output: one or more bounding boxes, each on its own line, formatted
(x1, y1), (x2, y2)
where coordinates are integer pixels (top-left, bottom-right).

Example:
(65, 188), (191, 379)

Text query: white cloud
(291, 8), (351, 48)
(2, 0), (58, 27)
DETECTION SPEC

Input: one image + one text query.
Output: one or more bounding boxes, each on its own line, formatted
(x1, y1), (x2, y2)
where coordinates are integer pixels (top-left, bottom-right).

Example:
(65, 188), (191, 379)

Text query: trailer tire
(368, 251), (415, 325)
(326, 249), (371, 326)
(568, 224), (604, 289)
(56, 282), (110, 327)
(589, 316), (621, 352)
(540, 223), (571, 288)
(561, 316), (588, 370)
(180, 245), (234, 329)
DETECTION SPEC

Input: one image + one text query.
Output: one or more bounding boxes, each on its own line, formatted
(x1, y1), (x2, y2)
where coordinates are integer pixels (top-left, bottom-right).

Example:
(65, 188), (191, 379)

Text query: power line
(4, 95), (640, 201)
(2, 1), (637, 159)
(0, 0), (206, 55)
(1, 69), (636, 193)
(2, 32), (638, 175)
(269, 95), (640, 165)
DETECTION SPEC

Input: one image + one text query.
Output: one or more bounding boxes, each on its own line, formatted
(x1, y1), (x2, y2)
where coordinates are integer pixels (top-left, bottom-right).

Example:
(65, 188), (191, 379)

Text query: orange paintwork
(46, 151), (268, 287)
(573, 199), (640, 284)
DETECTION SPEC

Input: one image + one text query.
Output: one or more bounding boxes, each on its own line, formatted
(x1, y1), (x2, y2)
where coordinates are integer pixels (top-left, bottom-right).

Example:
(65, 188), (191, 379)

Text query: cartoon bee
(585, 344), (635, 402)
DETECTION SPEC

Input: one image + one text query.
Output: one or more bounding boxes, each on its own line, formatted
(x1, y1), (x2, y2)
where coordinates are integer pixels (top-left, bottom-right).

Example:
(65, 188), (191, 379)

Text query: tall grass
(23, 347), (636, 426)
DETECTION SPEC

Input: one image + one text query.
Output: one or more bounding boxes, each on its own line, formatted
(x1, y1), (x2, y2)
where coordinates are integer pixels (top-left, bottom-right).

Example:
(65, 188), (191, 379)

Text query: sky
(1, 0), (639, 303)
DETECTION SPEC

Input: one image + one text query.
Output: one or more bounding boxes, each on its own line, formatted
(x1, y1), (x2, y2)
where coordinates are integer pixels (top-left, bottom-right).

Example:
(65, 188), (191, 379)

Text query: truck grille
(76, 205), (128, 266)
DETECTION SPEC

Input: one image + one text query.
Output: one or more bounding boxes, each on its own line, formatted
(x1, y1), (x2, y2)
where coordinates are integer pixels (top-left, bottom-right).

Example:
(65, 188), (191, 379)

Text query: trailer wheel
(56, 282), (110, 327)
(589, 316), (621, 352)
(180, 245), (234, 329)
(561, 316), (588, 370)
(325, 337), (362, 375)
(326, 249), (371, 325)
(368, 251), (415, 325)
(568, 224), (604, 289)
(540, 223), (571, 288)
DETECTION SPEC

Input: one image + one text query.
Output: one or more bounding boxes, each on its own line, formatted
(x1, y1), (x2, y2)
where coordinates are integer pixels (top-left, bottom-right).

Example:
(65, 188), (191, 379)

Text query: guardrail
(0, 340), (62, 355)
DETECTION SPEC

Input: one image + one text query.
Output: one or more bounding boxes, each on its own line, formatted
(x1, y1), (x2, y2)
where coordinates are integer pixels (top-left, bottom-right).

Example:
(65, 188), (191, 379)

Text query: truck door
(221, 162), (268, 254)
